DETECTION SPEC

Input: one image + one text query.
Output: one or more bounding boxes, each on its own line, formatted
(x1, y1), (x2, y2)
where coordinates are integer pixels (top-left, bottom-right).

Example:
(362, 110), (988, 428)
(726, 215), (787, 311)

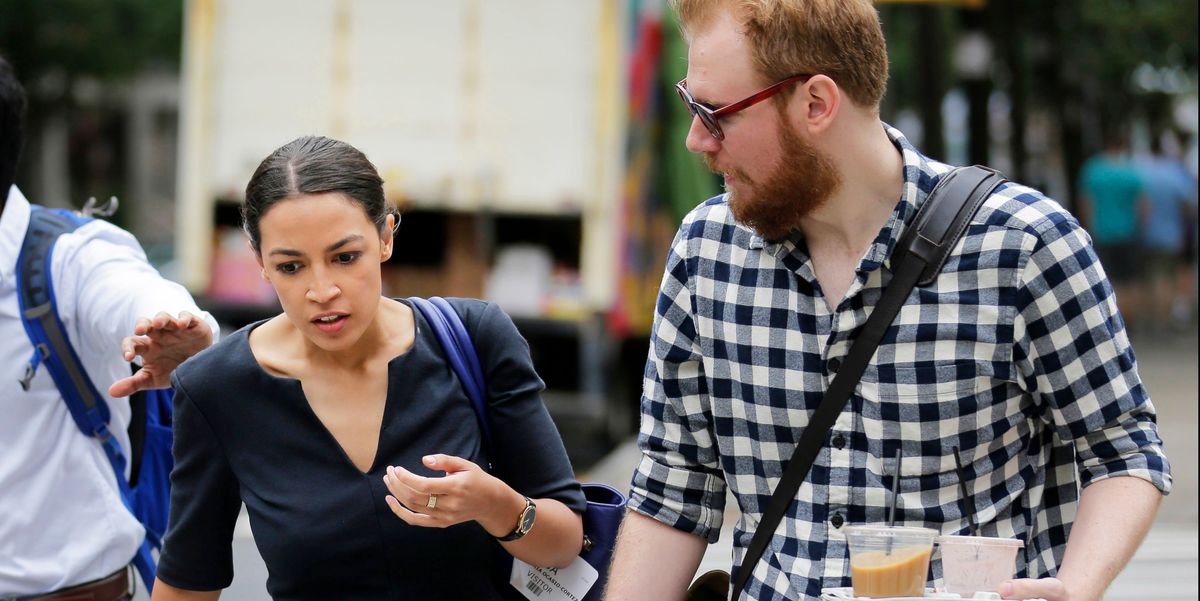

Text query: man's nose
(684, 115), (720, 154)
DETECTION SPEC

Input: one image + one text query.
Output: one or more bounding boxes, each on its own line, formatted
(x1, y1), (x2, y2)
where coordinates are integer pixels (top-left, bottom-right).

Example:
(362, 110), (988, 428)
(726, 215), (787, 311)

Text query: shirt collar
(755, 123), (948, 274)
(0, 186), (33, 285)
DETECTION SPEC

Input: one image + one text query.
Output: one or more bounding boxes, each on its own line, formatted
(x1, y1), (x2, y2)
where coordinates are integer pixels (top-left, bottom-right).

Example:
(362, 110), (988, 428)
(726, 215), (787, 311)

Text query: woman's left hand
(383, 454), (523, 536)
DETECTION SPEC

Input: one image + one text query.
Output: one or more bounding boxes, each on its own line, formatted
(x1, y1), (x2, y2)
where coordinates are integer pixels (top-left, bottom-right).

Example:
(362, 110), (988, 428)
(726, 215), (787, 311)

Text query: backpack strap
(407, 297), (495, 459)
(728, 165), (1006, 599)
(15, 204), (158, 591)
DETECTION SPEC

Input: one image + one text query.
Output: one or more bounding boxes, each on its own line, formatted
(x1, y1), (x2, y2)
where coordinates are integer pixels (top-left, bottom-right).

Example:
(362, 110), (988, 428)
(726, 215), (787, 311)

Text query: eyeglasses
(675, 74), (812, 140)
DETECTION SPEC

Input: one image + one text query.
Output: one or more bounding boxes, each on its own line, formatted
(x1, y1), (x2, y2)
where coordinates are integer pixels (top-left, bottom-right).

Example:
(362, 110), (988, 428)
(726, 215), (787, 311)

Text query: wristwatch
(497, 496), (537, 541)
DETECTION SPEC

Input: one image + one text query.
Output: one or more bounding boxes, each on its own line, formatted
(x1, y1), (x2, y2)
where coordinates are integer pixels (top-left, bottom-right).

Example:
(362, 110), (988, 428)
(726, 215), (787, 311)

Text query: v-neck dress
(156, 298), (586, 600)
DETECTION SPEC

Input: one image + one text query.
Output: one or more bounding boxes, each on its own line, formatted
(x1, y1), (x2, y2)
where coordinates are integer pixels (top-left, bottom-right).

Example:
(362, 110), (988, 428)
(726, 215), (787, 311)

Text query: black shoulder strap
(729, 165), (1005, 598)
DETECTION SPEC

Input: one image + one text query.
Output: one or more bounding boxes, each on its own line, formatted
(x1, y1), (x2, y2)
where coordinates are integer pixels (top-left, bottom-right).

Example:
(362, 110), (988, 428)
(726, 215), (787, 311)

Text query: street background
(2, 0), (1195, 599)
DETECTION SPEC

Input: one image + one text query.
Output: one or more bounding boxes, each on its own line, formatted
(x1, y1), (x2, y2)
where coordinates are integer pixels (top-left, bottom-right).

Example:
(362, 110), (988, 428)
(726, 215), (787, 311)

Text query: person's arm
(608, 219), (727, 596)
(55, 226), (219, 396)
(1075, 192), (1093, 233)
(1010, 213), (1172, 601)
(604, 511), (708, 601)
(385, 300), (588, 567)
(149, 579), (221, 601)
(154, 378), (243, 591)
(1000, 476), (1161, 601)
(383, 454), (584, 569)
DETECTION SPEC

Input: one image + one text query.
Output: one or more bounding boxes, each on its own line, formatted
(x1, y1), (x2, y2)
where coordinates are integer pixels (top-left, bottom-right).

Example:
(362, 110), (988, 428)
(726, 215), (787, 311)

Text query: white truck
(175, 0), (624, 313)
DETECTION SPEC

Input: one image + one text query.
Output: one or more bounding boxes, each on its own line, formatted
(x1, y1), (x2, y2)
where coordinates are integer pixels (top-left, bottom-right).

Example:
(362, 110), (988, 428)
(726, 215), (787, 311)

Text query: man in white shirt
(1, 56), (219, 600)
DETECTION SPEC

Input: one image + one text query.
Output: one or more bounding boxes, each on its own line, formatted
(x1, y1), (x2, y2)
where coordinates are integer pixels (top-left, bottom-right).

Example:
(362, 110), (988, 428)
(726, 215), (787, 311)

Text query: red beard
(705, 120), (841, 241)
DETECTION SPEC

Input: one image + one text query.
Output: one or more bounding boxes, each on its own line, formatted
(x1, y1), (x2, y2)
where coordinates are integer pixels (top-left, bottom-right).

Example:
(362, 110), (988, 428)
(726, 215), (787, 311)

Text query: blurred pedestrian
(1077, 129), (1148, 328)
(150, 136), (585, 601)
(1, 55), (218, 600)
(1135, 130), (1197, 332)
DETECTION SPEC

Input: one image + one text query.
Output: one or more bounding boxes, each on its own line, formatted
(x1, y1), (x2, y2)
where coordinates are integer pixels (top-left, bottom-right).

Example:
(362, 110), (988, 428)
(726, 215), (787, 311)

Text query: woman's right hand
(382, 453), (526, 537)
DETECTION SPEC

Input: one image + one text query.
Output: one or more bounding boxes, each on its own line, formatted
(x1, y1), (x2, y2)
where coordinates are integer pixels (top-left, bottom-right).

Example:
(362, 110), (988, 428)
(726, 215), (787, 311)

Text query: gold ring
(426, 493), (437, 510)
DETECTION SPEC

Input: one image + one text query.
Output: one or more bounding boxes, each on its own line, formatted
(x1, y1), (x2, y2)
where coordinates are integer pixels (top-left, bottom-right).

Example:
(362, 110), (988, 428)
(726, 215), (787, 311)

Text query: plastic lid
(843, 525), (939, 538)
(937, 534), (1024, 547)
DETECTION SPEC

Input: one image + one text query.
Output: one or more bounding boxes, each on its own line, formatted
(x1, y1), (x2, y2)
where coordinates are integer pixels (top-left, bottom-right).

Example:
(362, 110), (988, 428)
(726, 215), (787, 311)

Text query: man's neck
(798, 120), (904, 259)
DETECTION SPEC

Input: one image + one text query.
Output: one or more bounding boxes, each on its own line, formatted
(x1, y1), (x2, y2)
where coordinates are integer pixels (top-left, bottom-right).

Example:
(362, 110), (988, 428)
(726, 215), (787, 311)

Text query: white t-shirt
(0, 186), (220, 595)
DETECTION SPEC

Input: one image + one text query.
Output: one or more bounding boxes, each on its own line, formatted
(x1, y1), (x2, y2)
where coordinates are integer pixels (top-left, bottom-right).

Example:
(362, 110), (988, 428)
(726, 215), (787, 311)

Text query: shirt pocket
(857, 360), (1013, 495)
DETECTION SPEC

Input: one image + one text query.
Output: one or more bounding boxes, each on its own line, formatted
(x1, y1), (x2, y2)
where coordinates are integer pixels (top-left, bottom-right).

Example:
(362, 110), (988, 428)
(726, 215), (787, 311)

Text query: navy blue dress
(157, 298), (586, 600)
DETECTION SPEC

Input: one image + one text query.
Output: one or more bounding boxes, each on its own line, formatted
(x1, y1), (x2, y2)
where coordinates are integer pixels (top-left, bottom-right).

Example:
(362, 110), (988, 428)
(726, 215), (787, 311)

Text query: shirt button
(832, 434), (846, 450)
(831, 513), (844, 528)
(828, 357), (842, 373)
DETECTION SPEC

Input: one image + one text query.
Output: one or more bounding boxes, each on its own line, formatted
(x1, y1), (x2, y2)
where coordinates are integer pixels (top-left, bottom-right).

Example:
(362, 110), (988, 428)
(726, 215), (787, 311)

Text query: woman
(150, 136), (585, 600)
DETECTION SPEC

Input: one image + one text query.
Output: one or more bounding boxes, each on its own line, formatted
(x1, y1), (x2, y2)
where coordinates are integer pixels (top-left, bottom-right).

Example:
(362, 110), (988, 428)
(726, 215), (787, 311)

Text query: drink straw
(885, 447), (902, 555)
(887, 447), (902, 528)
(952, 446), (979, 536)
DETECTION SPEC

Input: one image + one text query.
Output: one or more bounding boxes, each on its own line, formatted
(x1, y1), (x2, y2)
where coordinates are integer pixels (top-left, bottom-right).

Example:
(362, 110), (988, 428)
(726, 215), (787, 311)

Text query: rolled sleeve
(628, 228), (727, 542)
(1012, 215), (1172, 493)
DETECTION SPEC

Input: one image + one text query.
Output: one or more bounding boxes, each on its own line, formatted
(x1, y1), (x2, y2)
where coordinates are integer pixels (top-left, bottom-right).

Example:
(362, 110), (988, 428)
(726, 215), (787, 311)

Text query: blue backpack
(16, 204), (172, 593)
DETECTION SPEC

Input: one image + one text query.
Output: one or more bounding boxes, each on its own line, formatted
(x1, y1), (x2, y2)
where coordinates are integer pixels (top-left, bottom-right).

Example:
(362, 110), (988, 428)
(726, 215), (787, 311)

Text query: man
(1077, 130), (1146, 329)
(1134, 133), (1196, 332)
(1, 56), (218, 600)
(604, 2), (1171, 600)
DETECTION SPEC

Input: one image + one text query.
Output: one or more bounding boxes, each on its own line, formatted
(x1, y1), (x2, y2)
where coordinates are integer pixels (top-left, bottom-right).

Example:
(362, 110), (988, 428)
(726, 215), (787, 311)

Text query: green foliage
(0, 0), (183, 86)
(1077, 0), (1197, 80)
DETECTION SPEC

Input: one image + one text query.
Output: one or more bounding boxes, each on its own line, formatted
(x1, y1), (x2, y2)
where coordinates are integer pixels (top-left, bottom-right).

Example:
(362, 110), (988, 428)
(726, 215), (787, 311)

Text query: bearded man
(604, 1), (1171, 600)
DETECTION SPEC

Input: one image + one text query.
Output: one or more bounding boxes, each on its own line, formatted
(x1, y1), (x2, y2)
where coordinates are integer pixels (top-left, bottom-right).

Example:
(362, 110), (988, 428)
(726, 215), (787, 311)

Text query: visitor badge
(510, 555), (598, 601)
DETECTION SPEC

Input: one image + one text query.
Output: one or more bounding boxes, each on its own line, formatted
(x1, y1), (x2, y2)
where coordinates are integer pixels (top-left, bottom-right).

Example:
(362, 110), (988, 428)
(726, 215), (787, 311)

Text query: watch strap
(497, 496), (535, 541)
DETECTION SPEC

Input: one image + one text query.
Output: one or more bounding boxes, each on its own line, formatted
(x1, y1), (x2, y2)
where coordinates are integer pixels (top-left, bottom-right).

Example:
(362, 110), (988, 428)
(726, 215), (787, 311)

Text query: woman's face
(255, 192), (393, 352)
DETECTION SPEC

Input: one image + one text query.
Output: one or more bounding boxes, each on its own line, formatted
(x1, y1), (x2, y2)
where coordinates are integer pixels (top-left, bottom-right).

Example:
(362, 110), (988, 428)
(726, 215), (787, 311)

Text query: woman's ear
(380, 213), (396, 261)
(250, 240), (269, 281)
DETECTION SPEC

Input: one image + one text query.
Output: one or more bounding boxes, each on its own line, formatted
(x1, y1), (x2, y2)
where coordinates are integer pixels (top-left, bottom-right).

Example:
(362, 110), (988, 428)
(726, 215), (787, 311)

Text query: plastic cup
(844, 525), (937, 598)
(938, 535), (1023, 596)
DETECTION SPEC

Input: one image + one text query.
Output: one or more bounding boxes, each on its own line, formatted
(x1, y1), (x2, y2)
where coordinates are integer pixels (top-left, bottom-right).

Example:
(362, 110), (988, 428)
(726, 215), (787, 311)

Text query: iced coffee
(844, 525), (937, 598)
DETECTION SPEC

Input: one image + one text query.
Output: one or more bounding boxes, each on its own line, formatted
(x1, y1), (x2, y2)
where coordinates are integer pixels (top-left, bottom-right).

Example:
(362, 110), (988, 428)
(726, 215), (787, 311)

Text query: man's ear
(791, 74), (840, 135)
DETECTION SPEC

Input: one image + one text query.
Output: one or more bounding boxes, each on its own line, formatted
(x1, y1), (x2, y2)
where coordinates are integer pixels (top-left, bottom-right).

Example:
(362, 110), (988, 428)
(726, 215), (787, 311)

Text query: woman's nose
(306, 276), (341, 303)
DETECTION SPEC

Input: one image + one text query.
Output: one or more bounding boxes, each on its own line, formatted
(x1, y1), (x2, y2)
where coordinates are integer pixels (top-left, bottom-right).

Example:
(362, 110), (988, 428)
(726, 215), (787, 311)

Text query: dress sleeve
(1012, 214), (1172, 494)
(468, 301), (587, 513)
(627, 226), (727, 542)
(155, 376), (243, 590)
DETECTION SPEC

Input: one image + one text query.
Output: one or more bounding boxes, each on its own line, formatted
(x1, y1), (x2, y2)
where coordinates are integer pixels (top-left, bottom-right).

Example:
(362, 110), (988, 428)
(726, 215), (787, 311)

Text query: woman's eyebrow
(267, 234), (365, 258)
(325, 235), (364, 253)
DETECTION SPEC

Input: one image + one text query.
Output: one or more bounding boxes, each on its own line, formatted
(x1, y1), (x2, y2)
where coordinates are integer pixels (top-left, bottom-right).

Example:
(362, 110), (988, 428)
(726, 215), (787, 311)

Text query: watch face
(519, 502), (537, 533)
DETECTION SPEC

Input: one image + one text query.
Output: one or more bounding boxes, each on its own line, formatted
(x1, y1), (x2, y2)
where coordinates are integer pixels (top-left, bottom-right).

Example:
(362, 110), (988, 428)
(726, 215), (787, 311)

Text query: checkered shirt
(628, 125), (1172, 600)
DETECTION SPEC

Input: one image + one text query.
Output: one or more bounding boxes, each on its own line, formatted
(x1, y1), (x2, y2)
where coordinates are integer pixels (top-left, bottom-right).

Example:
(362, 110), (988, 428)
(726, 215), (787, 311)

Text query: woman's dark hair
(242, 135), (393, 253)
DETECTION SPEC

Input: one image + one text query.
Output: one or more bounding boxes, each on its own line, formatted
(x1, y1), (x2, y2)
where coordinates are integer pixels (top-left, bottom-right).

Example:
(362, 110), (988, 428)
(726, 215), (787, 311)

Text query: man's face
(683, 10), (841, 240)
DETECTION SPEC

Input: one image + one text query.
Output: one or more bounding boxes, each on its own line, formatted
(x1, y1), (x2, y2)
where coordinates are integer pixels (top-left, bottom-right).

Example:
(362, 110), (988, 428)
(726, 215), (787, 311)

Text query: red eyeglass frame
(675, 74), (812, 140)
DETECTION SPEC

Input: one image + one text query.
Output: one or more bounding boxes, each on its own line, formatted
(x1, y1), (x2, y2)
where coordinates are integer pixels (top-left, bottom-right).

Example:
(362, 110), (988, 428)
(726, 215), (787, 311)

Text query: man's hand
(107, 311), (213, 397)
(1000, 577), (1063, 601)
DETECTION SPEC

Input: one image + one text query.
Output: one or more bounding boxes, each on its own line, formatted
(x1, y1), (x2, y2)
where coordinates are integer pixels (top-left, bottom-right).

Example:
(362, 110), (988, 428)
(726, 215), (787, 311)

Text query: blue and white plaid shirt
(628, 126), (1172, 600)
